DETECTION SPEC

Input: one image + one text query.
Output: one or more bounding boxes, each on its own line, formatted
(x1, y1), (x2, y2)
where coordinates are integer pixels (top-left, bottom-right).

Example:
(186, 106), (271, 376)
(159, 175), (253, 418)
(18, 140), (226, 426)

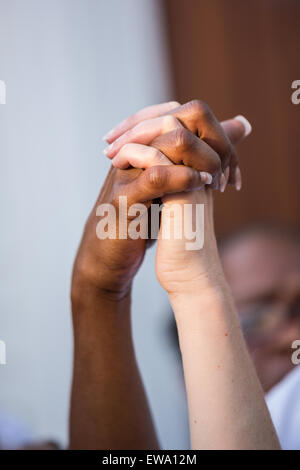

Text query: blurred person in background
(167, 224), (300, 449)
(220, 224), (300, 449)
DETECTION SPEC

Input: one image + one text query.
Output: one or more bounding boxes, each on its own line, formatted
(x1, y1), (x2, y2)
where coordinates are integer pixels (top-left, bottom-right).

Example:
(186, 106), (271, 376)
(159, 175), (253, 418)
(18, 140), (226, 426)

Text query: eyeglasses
(239, 294), (300, 339)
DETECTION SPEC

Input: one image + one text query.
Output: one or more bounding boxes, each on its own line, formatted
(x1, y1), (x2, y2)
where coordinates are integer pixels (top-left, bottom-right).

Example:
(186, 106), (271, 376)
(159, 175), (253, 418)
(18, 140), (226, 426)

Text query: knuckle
(188, 99), (212, 120)
(121, 142), (132, 153)
(147, 166), (167, 189)
(168, 100), (180, 108)
(173, 127), (194, 151)
(162, 114), (180, 131)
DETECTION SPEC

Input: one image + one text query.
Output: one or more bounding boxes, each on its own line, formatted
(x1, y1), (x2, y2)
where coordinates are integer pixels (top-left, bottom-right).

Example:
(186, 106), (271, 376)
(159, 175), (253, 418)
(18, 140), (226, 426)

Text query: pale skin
(70, 100), (280, 449)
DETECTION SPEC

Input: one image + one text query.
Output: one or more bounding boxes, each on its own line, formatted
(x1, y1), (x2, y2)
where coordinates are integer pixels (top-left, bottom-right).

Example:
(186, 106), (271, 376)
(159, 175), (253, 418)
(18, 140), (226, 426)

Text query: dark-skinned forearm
(69, 285), (159, 450)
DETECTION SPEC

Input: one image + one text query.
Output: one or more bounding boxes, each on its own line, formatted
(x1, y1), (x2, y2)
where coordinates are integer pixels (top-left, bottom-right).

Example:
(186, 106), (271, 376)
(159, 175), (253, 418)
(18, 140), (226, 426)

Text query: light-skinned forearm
(170, 282), (280, 450)
(69, 286), (159, 450)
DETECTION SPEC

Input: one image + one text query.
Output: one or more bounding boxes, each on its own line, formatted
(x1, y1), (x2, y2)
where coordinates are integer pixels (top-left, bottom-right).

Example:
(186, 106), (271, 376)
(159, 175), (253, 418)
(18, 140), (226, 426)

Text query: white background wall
(0, 0), (189, 449)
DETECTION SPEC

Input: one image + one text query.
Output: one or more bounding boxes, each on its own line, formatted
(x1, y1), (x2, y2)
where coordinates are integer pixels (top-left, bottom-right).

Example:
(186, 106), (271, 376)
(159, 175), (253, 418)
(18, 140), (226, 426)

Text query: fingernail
(234, 115), (252, 137)
(102, 128), (116, 142)
(103, 143), (114, 156)
(220, 172), (226, 192)
(235, 167), (242, 191)
(224, 166), (230, 186)
(199, 172), (213, 185)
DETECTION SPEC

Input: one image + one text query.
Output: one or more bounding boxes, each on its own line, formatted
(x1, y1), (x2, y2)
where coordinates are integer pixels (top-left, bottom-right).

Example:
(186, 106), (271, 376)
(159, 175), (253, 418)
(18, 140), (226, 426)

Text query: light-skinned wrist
(168, 279), (236, 329)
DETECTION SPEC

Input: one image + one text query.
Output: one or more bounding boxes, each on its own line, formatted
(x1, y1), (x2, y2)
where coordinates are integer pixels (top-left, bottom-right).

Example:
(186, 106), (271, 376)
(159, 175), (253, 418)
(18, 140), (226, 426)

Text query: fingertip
(220, 166), (230, 192)
(103, 143), (115, 158)
(221, 116), (252, 144)
(235, 167), (242, 191)
(220, 172), (226, 193)
(234, 115), (252, 137)
(102, 127), (118, 143)
(199, 171), (213, 185)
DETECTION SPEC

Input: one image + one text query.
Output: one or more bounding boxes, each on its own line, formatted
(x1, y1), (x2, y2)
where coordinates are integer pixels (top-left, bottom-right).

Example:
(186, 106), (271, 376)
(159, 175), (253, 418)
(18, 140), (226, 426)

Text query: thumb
(221, 115), (252, 145)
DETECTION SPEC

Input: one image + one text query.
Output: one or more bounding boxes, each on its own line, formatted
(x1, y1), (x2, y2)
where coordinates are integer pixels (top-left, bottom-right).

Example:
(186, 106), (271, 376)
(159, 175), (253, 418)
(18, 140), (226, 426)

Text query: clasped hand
(71, 100), (250, 301)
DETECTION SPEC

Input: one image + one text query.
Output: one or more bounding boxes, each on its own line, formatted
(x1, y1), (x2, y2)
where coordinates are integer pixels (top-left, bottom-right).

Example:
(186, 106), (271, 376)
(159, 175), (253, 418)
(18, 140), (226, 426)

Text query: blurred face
(221, 233), (300, 392)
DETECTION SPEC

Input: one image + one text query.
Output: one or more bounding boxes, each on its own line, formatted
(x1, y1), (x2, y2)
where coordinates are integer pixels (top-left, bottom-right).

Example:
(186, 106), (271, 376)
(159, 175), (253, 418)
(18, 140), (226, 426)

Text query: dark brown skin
(72, 100), (245, 301)
(70, 100), (246, 450)
(105, 99), (241, 185)
(71, 164), (208, 301)
(164, 99), (239, 181)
